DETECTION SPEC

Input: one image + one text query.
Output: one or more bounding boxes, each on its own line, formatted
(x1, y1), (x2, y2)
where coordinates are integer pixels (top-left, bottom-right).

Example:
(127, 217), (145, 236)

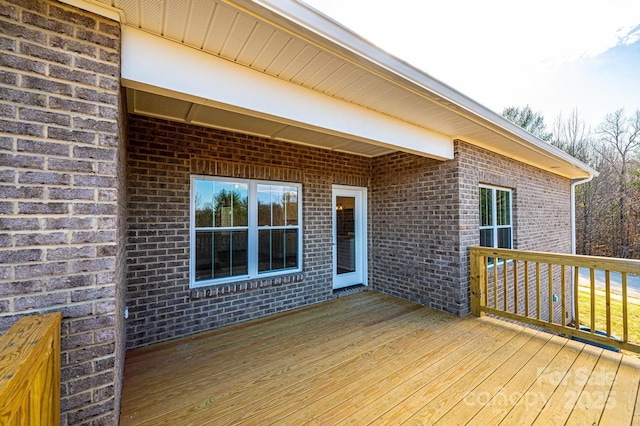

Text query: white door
(333, 185), (367, 289)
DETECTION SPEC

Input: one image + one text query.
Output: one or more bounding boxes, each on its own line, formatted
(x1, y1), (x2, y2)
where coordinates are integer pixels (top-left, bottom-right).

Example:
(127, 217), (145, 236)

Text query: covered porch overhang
(67, 0), (598, 179)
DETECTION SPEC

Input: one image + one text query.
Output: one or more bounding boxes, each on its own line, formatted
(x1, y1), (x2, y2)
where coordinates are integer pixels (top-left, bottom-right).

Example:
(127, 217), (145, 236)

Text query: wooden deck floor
(120, 291), (640, 425)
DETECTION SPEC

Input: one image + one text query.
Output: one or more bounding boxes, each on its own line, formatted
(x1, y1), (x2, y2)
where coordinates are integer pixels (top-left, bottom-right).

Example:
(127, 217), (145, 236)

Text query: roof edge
(226, 0), (598, 178)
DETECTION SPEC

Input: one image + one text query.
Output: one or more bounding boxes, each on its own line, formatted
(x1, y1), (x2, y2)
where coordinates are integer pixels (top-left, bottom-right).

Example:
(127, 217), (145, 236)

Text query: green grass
(577, 285), (640, 347)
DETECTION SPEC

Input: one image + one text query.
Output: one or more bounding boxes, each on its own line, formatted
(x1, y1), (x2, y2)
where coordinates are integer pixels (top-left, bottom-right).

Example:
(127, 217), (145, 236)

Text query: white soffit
(75, 0), (596, 178)
(121, 26), (454, 160)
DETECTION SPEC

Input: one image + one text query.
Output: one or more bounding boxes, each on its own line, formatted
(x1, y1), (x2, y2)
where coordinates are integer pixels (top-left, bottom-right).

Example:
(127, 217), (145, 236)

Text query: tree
(595, 109), (640, 258)
(502, 105), (553, 142)
(552, 108), (591, 163)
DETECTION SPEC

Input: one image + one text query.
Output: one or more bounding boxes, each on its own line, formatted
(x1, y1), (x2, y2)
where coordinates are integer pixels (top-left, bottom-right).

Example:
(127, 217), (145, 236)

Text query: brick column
(0, 0), (125, 424)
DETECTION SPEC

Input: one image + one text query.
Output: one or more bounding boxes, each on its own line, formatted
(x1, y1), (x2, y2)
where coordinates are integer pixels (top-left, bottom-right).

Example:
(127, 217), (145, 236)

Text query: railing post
(470, 247), (485, 317)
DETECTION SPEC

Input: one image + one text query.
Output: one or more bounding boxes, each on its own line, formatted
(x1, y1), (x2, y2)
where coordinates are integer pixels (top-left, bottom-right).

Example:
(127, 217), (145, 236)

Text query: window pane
(496, 190), (511, 226)
(213, 181), (248, 227)
(231, 231), (248, 276)
(213, 231), (247, 279)
(479, 187), (493, 227)
(480, 228), (493, 248)
(195, 231), (213, 281)
(258, 185), (271, 226)
(271, 186), (285, 227)
(258, 229), (271, 272)
(258, 229), (295, 273)
(284, 186), (298, 226)
(498, 227), (512, 249)
(285, 229), (298, 268)
(195, 180), (214, 227)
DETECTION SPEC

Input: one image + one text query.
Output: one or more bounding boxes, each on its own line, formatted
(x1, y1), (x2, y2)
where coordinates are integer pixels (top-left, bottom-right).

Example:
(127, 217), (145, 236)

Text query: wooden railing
(470, 246), (640, 353)
(0, 312), (61, 425)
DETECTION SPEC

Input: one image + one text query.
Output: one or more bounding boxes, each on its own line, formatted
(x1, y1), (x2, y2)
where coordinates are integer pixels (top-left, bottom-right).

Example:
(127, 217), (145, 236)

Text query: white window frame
(479, 184), (513, 250)
(190, 175), (303, 288)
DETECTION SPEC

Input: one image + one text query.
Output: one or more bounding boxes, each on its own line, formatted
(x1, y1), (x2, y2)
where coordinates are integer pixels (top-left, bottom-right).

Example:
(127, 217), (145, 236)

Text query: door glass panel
(336, 196), (356, 275)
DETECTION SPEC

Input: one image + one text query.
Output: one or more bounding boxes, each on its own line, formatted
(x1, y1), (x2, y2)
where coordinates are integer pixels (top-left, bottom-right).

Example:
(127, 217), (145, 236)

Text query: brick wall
(126, 117), (575, 348)
(370, 151), (466, 314)
(369, 141), (573, 317)
(456, 140), (573, 321)
(125, 115), (370, 349)
(0, 1), (124, 424)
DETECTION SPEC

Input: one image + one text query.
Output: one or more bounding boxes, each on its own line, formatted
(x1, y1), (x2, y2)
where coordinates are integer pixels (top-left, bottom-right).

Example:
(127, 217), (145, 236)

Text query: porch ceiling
(76, 0), (598, 178)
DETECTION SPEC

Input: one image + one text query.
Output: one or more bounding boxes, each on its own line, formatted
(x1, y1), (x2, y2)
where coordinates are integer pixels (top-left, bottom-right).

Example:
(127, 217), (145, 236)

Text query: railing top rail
(470, 246), (640, 274)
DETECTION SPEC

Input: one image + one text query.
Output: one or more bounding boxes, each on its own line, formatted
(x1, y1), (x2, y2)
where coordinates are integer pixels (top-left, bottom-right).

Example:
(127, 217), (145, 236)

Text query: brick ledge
(190, 273), (306, 300)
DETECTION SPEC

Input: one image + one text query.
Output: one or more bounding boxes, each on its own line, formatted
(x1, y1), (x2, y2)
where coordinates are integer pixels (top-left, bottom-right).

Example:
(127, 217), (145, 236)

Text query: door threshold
(333, 284), (367, 298)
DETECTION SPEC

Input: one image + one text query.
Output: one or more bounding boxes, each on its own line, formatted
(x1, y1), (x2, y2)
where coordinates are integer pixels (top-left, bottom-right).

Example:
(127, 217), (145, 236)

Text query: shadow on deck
(120, 291), (640, 425)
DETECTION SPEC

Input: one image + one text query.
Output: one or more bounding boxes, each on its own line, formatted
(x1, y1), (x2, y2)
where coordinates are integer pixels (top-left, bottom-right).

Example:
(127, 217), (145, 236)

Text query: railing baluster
(561, 265), (566, 326)
(548, 263), (553, 324)
(503, 258), (508, 311)
(525, 260), (530, 317)
(574, 266), (580, 330)
(623, 272), (628, 343)
(484, 256), (489, 307)
(514, 260), (519, 315)
(536, 262), (541, 320)
(493, 259), (498, 309)
(590, 268), (595, 334)
(605, 270), (611, 337)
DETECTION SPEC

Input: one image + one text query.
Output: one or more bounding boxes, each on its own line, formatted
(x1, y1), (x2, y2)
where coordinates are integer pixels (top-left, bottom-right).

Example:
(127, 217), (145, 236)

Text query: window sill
(190, 272), (305, 300)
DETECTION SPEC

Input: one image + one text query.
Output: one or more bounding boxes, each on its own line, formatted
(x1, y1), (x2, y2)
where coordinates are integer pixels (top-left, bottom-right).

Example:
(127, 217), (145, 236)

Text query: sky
(302, 0), (640, 131)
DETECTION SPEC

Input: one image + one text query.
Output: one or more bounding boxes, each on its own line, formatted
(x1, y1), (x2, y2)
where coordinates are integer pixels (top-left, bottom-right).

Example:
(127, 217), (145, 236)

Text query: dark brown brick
(17, 139), (69, 156)
(0, 20), (46, 43)
(0, 119), (44, 137)
(74, 56), (118, 77)
(73, 117), (118, 133)
(49, 64), (96, 85)
(0, 217), (40, 230)
(14, 261), (67, 279)
(0, 184), (44, 198)
(46, 274), (94, 290)
(19, 107), (70, 126)
(0, 3), (19, 19)
(14, 291), (67, 310)
(0, 153), (45, 169)
(47, 127), (96, 144)
(49, 4), (96, 28)
(18, 201), (68, 214)
(0, 103), (15, 118)
(0, 52), (46, 73)
(49, 96), (97, 115)
(75, 27), (117, 50)
(22, 11), (74, 36)
(74, 87), (117, 105)
(0, 87), (46, 107)
(0, 280), (42, 296)
(20, 41), (72, 64)
(50, 187), (95, 200)
(0, 70), (18, 85)
(21, 75), (73, 96)
(49, 35), (97, 57)
(14, 231), (67, 246)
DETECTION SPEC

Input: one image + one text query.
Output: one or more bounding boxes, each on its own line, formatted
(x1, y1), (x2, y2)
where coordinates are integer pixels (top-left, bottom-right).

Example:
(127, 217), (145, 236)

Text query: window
(479, 185), (512, 251)
(191, 176), (302, 287)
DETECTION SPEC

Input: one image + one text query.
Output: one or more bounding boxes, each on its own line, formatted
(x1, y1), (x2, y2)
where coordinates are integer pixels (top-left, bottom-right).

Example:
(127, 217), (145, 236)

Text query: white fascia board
(120, 26), (453, 160)
(230, 0), (597, 178)
(58, 0), (122, 22)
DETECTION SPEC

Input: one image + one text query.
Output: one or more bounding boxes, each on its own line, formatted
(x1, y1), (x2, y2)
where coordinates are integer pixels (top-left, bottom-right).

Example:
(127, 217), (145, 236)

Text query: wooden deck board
(120, 291), (640, 425)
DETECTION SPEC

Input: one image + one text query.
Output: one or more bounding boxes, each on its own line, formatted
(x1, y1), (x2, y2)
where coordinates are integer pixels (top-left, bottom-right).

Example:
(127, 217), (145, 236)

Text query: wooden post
(470, 248), (485, 317)
(0, 312), (61, 426)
